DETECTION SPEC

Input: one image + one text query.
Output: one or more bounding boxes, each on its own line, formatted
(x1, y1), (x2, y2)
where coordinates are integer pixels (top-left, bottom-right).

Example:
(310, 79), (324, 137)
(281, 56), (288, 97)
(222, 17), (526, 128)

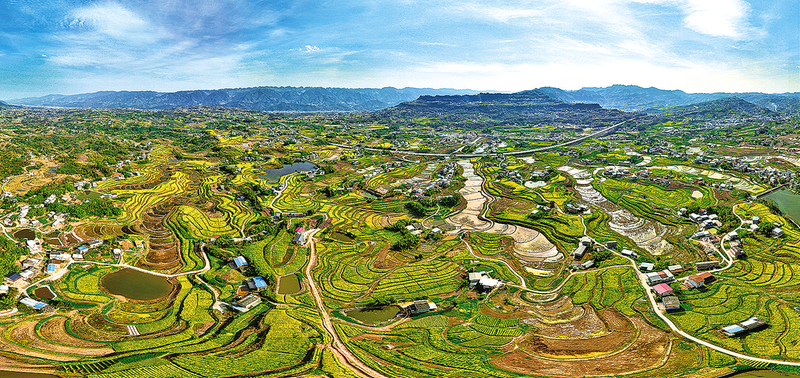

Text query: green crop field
(0, 104), (796, 378)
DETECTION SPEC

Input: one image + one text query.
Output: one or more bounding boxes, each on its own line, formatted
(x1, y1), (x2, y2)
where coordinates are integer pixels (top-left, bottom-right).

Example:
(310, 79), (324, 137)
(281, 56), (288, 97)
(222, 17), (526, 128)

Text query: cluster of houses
(739, 216), (785, 237)
(693, 155), (796, 187)
(571, 236), (593, 260)
(227, 256), (266, 313)
(641, 145), (688, 161)
(685, 210), (723, 238)
(652, 283), (681, 312)
(603, 168), (672, 187)
(649, 266), (718, 313)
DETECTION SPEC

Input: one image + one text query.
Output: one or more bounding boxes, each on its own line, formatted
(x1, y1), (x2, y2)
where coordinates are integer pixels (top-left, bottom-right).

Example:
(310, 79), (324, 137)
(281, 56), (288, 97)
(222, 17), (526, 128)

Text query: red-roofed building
(652, 283), (674, 297)
(688, 272), (715, 288)
(295, 227), (306, 233)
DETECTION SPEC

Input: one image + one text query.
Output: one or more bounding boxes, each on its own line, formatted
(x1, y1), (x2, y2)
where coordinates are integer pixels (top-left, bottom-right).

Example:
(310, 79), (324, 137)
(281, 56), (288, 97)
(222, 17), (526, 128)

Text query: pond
(34, 286), (56, 300)
(329, 231), (355, 243)
(346, 305), (402, 325)
(0, 371), (61, 378)
(277, 274), (302, 294)
(13, 228), (36, 241)
(764, 190), (800, 223)
(76, 190), (103, 201)
(101, 268), (174, 301)
(258, 162), (318, 181)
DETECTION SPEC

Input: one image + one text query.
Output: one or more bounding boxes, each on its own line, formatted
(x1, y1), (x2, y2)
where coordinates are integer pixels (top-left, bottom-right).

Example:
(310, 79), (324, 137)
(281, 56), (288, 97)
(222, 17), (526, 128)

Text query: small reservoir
(259, 162), (317, 181)
(346, 305), (401, 325)
(13, 228), (36, 241)
(329, 231), (355, 243)
(277, 274), (302, 294)
(764, 190), (800, 223)
(34, 286), (56, 300)
(101, 268), (173, 301)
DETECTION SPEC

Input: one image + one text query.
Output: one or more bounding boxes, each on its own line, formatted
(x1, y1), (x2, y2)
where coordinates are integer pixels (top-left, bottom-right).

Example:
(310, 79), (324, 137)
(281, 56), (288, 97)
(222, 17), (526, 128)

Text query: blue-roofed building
(721, 317), (767, 337)
(20, 297), (50, 311)
(232, 256), (248, 269)
(721, 325), (746, 337)
(247, 276), (268, 290)
(4, 272), (21, 283)
(46, 264), (58, 273)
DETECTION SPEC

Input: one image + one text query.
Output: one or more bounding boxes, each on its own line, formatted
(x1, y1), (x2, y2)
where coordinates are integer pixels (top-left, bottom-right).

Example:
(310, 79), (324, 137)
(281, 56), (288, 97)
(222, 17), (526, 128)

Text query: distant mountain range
(6, 84), (799, 115)
(8, 87), (477, 112)
(644, 97), (776, 120)
(374, 90), (630, 127)
(537, 84), (800, 113)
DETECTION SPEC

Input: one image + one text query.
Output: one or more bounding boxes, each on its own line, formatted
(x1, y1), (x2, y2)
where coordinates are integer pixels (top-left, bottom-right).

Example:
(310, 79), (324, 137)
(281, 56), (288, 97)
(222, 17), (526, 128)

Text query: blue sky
(0, 0), (798, 98)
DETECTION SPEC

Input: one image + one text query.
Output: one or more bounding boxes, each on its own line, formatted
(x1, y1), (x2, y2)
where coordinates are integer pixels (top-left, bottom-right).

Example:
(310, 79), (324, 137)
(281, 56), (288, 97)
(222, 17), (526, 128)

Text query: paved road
(459, 233), (527, 289)
(303, 229), (389, 378)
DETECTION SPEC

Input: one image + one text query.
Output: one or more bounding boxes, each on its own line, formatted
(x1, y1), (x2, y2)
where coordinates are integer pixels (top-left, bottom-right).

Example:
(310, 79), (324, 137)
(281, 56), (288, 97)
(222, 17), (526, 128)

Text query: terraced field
(2, 108), (800, 378)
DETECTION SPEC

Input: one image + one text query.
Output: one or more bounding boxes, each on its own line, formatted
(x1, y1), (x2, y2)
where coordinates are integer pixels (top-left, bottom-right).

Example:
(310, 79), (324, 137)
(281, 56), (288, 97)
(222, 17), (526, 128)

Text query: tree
(405, 202), (428, 217)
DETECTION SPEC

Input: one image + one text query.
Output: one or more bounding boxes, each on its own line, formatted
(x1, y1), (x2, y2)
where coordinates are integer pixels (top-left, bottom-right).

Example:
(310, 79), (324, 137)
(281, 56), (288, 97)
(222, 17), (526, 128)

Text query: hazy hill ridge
(9, 87), (477, 112)
(374, 89), (632, 127)
(538, 84), (800, 112)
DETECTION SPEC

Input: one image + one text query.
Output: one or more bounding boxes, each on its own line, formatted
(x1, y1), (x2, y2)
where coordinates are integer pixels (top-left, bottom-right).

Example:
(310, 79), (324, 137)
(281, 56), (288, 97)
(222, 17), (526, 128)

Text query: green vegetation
(0, 104), (796, 378)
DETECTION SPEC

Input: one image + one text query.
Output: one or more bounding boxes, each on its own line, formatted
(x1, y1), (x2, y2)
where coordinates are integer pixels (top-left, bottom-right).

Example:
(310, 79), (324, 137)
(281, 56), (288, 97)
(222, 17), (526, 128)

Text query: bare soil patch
(493, 317), (670, 377)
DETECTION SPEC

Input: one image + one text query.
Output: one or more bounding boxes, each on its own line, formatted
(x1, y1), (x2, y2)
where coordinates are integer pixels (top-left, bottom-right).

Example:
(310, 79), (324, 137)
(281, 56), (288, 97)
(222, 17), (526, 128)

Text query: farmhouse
(231, 295), (262, 313)
(606, 240), (618, 250)
(772, 228), (784, 237)
(663, 296), (681, 312)
(645, 270), (674, 286)
(695, 261), (720, 271)
(721, 317), (767, 337)
(246, 276), (269, 291)
(0, 285), (8, 295)
(638, 262), (655, 271)
(19, 297), (52, 312)
(621, 249), (639, 258)
(293, 229), (307, 245)
(572, 244), (588, 259)
(231, 256), (249, 270)
(667, 265), (683, 273)
(652, 283), (674, 297)
(19, 269), (35, 280)
(468, 272), (484, 286)
(410, 300), (438, 315)
(87, 239), (103, 249)
(4, 272), (21, 283)
(687, 272), (715, 288)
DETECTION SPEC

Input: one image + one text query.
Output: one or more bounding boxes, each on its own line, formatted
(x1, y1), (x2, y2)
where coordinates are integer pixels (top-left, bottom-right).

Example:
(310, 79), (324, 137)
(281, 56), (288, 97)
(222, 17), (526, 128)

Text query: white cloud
(65, 2), (164, 43)
(681, 0), (752, 38)
(632, 0), (757, 39)
(452, 4), (544, 22)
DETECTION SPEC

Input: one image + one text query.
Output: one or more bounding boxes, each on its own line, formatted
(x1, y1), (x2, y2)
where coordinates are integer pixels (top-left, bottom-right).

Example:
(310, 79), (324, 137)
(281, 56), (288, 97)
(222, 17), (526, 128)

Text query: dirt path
(304, 229), (388, 378)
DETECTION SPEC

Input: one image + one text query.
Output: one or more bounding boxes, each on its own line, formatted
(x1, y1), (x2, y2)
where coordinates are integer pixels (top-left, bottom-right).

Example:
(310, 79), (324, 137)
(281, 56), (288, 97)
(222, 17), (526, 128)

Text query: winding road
(303, 229), (389, 378)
